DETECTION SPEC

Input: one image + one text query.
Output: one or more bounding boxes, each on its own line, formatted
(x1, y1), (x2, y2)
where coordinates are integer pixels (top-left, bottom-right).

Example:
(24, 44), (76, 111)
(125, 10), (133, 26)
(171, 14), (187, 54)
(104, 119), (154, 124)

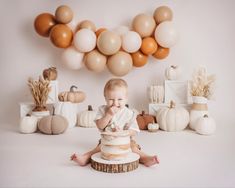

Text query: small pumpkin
(43, 67), (58, 81)
(136, 111), (156, 130)
(38, 109), (68, 135)
(157, 101), (189, 131)
(78, 105), (97, 128)
(165, 65), (181, 80)
(195, 114), (216, 135)
(58, 85), (86, 103)
(147, 123), (159, 132)
(19, 114), (38, 134)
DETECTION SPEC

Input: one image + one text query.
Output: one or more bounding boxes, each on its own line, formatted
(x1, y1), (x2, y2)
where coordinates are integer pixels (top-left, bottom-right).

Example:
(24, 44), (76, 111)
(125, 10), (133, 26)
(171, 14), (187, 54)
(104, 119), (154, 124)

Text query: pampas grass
(190, 66), (216, 99)
(28, 76), (51, 111)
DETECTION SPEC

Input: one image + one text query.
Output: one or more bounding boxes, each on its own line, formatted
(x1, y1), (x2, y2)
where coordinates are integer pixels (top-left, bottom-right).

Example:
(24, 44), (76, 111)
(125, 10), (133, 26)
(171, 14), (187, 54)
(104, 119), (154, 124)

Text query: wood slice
(91, 152), (140, 173)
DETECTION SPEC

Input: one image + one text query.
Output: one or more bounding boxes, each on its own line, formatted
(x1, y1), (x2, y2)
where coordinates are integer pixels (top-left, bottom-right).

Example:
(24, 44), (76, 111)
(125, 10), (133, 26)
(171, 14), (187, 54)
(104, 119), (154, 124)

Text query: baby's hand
(106, 105), (120, 116)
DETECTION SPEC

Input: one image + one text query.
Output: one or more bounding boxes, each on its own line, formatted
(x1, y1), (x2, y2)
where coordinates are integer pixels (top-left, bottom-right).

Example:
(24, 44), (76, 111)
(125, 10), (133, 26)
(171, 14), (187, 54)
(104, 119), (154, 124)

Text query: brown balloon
(140, 37), (158, 55)
(153, 6), (173, 24)
(85, 50), (107, 72)
(55, 5), (73, 24)
(95, 28), (107, 38)
(152, 46), (170, 59)
(78, 20), (96, 32)
(131, 51), (148, 67)
(50, 24), (73, 48)
(34, 13), (57, 37)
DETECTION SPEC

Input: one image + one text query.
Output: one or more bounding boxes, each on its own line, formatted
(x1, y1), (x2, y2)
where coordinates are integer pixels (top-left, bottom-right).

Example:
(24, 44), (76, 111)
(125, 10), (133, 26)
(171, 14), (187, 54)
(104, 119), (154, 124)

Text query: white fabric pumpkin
(165, 65), (181, 80)
(195, 114), (216, 135)
(157, 101), (189, 131)
(19, 114), (38, 133)
(147, 123), (159, 132)
(78, 105), (97, 128)
(54, 102), (78, 128)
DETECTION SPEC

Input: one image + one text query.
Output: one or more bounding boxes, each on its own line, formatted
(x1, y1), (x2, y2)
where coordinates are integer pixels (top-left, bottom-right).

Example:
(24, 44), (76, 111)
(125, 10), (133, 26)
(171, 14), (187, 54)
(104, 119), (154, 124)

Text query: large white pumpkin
(157, 101), (189, 131)
(19, 114), (38, 134)
(78, 105), (97, 128)
(195, 114), (216, 135)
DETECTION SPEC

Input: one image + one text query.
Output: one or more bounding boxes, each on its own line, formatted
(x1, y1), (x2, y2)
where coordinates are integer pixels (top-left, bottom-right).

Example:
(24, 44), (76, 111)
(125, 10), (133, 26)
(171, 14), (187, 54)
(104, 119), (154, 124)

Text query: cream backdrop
(0, 0), (235, 125)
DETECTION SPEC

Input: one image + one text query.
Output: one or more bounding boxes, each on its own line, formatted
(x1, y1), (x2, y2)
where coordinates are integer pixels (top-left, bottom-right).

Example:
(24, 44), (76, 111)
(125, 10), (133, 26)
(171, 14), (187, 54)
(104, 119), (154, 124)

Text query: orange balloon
(50, 24), (73, 48)
(140, 37), (158, 55)
(55, 5), (73, 24)
(131, 51), (148, 67)
(152, 46), (170, 59)
(95, 28), (107, 38)
(34, 13), (57, 37)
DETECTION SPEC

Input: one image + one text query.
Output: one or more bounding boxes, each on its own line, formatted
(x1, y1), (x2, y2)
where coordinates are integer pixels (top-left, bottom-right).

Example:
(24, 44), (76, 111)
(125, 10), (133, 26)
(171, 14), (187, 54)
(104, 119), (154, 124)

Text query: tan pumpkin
(136, 111), (156, 130)
(38, 110), (68, 135)
(58, 85), (86, 103)
(78, 105), (97, 128)
(43, 67), (58, 81)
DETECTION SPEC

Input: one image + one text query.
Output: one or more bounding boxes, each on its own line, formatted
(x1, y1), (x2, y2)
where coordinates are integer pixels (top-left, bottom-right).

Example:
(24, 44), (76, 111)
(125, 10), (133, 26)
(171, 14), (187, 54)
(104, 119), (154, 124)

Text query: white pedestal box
(47, 80), (59, 104)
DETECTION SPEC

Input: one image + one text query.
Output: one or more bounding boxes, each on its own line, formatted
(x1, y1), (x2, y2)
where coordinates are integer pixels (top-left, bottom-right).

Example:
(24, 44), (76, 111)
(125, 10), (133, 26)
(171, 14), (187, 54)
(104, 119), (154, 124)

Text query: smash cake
(100, 130), (131, 160)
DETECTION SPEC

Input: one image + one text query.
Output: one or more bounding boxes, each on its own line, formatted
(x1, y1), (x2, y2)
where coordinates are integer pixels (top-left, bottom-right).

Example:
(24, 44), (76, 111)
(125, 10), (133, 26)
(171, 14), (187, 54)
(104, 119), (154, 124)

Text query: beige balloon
(107, 51), (133, 77)
(153, 6), (173, 24)
(85, 50), (107, 72)
(97, 31), (121, 55)
(132, 13), (156, 38)
(78, 20), (96, 32)
(55, 5), (73, 24)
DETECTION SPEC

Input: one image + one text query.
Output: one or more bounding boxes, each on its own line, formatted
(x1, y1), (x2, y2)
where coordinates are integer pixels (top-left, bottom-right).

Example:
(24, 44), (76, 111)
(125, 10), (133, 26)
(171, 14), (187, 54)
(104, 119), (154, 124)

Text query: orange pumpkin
(43, 67), (58, 81)
(58, 85), (86, 103)
(136, 111), (156, 130)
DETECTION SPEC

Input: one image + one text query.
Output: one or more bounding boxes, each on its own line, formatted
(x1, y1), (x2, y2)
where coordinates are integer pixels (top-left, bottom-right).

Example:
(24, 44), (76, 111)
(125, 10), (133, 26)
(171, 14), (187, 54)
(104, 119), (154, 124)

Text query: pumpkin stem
(203, 114), (208, 118)
(171, 65), (177, 69)
(70, 85), (78, 92)
(88, 105), (93, 111)
(26, 113), (31, 117)
(52, 106), (55, 116)
(170, 101), (175, 108)
(125, 104), (129, 108)
(141, 111), (145, 115)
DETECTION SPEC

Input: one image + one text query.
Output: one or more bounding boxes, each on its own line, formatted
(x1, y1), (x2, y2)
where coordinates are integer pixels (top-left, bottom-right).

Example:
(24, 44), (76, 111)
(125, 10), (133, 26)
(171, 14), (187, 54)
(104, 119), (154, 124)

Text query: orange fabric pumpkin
(58, 85), (86, 103)
(136, 111), (156, 130)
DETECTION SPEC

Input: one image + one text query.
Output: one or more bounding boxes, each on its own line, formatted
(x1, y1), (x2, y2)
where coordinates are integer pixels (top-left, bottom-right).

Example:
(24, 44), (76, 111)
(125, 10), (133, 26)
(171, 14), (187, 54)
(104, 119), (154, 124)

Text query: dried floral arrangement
(190, 66), (216, 99)
(28, 76), (51, 111)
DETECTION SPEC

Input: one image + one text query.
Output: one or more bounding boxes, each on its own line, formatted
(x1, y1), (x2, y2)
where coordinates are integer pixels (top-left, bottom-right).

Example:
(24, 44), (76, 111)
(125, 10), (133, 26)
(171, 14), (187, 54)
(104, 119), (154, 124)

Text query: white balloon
(61, 46), (84, 70)
(122, 31), (142, 53)
(74, 28), (96, 52)
(112, 25), (130, 36)
(154, 21), (179, 48)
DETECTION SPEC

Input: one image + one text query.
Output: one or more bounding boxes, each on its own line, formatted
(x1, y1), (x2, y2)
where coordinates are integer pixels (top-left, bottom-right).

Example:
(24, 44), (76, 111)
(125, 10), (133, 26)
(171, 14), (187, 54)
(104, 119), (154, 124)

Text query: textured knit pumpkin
(78, 105), (97, 128)
(58, 85), (86, 103)
(19, 114), (38, 134)
(157, 101), (189, 131)
(165, 65), (181, 80)
(136, 111), (155, 130)
(38, 111), (68, 135)
(43, 67), (58, 81)
(195, 114), (216, 135)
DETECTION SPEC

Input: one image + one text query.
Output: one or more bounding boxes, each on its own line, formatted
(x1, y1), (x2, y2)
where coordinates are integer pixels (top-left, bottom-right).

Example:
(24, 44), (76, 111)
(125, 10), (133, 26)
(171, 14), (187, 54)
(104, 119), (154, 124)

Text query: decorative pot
(31, 110), (50, 122)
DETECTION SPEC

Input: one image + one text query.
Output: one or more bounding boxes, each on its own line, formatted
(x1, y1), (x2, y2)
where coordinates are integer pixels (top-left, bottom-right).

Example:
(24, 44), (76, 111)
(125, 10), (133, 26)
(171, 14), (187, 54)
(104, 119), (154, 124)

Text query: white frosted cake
(100, 130), (131, 161)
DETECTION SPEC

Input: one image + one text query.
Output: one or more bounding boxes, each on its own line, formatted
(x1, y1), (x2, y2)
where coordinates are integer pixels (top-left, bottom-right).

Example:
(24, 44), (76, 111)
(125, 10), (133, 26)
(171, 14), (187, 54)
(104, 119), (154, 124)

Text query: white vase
(31, 110), (50, 122)
(189, 96), (208, 130)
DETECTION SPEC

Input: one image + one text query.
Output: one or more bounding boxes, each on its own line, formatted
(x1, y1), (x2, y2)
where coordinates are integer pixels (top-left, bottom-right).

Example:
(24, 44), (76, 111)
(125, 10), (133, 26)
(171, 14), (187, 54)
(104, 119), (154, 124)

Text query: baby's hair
(104, 78), (128, 96)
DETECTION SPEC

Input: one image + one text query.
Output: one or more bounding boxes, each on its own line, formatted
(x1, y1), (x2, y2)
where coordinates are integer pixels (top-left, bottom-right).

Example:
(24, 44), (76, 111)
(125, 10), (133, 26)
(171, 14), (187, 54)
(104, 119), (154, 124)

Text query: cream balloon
(154, 21), (179, 48)
(78, 20), (96, 32)
(107, 51), (133, 77)
(61, 46), (84, 70)
(132, 13), (156, 38)
(153, 6), (173, 24)
(74, 28), (96, 53)
(122, 31), (142, 53)
(112, 25), (130, 36)
(97, 31), (121, 55)
(85, 50), (107, 72)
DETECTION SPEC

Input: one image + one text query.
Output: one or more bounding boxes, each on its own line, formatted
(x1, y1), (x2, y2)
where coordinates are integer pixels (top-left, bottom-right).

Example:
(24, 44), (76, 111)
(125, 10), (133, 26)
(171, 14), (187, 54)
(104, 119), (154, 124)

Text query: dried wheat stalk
(28, 76), (51, 111)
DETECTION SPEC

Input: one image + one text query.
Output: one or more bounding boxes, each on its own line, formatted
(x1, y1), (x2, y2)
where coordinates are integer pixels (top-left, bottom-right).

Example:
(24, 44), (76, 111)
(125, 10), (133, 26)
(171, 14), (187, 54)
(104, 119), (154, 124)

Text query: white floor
(0, 121), (235, 188)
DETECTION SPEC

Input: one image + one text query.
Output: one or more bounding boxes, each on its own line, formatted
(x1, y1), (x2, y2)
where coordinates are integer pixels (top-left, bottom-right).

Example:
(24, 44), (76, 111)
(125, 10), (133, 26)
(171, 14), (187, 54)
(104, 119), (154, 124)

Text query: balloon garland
(34, 5), (179, 77)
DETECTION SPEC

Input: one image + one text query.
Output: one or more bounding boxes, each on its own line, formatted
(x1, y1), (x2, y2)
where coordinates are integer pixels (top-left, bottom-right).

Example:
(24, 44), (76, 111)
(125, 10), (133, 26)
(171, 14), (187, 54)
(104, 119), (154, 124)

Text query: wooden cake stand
(91, 152), (140, 173)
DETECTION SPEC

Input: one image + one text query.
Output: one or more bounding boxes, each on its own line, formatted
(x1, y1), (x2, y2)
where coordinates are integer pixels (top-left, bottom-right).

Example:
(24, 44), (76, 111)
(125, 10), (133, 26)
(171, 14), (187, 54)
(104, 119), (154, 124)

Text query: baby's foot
(142, 155), (160, 167)
(70, 153), (90, 166)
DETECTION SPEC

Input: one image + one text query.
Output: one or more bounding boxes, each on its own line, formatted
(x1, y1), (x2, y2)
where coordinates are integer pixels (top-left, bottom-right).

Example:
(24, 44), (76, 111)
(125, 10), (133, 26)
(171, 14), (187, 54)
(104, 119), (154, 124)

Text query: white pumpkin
(78, 105), (97, 128)
(19, 114), (38, 133)
(147, 123), (159, 132)
(157, 101), (189, 131)
(165, 65), (181, 80)
(54, 101), (78, 128)
(195, 114), (216, 135)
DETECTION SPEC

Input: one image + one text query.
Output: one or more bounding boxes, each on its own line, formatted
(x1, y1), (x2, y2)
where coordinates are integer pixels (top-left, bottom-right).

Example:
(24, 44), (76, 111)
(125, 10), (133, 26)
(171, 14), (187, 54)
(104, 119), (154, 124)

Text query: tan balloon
(153, 6), (173, 24)
(85, 50), (107, 72)
(97, 31), (121, 55)
(55, 5), (73, 24)
(78, 20), (96, 32)
(132, 13), (156, 38)
(107, 51), (133, 77)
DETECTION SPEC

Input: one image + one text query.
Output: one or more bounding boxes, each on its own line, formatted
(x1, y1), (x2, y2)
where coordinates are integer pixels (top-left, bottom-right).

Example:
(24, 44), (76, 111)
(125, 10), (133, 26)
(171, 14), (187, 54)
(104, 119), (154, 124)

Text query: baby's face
(105, 87), (127, 108)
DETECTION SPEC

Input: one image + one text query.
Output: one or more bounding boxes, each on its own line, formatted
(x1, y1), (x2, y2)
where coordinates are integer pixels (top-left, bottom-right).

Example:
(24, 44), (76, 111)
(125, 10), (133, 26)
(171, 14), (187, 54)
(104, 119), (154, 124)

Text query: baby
(71, 78), (159, 167)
